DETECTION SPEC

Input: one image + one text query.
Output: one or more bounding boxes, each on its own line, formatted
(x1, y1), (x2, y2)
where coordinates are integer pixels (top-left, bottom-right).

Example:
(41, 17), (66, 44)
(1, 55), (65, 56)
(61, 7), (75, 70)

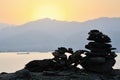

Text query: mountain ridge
(0, 17), (120, 52)
(20, 17), (120, 26)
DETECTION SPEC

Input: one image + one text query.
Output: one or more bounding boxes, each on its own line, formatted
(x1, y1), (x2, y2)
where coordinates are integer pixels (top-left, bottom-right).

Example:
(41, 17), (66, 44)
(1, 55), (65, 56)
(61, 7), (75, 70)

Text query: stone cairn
(25, 30), (117, 73)
(80, 30), (117, 73)
(25, 47), (78, 72)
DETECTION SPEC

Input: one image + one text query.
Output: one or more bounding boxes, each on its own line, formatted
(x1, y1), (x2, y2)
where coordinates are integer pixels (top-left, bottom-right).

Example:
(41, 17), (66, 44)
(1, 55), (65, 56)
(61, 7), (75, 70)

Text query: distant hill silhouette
(0, 17), (120, 52)
(0, 23), (14, 30)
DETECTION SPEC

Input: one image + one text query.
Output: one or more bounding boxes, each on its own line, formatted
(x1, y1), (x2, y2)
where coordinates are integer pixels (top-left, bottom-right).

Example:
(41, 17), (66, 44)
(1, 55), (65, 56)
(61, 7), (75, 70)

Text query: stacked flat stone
(25, 47), (75, 72)
(80, 30), (117, 73)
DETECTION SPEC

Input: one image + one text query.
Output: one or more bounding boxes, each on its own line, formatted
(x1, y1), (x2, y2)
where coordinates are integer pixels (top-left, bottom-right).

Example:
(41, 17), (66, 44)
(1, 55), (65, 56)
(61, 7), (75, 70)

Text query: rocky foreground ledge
(0, 69), (120, 80)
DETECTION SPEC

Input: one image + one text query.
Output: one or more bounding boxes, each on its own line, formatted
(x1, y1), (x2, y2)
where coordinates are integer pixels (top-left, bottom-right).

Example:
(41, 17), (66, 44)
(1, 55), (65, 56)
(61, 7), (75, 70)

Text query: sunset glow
(32, 4), (65, 20)
(0, 0), (120, 25)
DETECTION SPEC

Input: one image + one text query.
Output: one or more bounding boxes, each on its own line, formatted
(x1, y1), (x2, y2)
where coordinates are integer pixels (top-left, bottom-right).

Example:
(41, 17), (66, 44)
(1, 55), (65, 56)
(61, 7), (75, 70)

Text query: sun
(32, 5), (65, 20)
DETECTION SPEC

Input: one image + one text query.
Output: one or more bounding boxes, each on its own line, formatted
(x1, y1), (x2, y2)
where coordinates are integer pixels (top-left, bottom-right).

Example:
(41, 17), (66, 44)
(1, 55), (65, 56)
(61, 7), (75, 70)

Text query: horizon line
(0, 16), (120, 26)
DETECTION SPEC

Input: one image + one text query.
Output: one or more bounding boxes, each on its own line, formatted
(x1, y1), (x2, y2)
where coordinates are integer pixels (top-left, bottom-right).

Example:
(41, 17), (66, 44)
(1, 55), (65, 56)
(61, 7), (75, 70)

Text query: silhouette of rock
(24, 30), (117, 73)
(81, 58), (116, 73)
(14, 69), (32, 79)
(80, 29), (117, 73)
(67, 48), (74, 54)
(52, 47), (67, 64)
(87, 30), (111, 43)
(68, 50), (88, 67)
(25, 47), (80, 72)
(1, 69), (120, 80)
(25, 59), (55, 72)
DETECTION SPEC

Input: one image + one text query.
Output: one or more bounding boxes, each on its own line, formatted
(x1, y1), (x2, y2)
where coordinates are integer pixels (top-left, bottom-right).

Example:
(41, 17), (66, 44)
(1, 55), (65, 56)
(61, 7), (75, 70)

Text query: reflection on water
(0, 52), (119, 73)
(0, 52), (54, 73)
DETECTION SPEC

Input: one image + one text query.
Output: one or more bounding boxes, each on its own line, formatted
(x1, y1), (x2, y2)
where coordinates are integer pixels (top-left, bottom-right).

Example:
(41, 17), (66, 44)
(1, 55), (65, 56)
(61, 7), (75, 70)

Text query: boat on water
(17, 52), (30, 54)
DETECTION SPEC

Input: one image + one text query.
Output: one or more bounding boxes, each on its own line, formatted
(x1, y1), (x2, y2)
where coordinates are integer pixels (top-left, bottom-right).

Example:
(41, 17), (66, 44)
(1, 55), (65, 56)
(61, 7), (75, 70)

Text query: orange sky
(0, 0), (120, 25)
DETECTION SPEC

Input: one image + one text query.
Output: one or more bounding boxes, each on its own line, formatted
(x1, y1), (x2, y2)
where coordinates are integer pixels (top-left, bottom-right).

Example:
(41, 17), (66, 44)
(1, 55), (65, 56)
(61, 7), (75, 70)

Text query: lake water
(0, 52), (120, 73)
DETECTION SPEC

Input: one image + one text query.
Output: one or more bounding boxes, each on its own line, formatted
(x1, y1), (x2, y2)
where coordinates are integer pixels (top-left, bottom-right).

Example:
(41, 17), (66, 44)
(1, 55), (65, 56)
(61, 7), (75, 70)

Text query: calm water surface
(0, 52), (119, 73)
(0, 52), (54, 73)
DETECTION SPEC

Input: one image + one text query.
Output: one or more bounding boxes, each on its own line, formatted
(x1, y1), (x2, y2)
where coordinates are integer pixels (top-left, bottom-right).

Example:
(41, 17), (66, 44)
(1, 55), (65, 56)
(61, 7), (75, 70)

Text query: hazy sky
(0, 0), (120, 25)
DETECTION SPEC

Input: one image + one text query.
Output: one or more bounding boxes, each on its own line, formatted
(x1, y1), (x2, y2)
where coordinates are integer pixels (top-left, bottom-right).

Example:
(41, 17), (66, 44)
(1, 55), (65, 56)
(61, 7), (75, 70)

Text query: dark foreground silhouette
(0, 30), (119, 80)
(25, 30), (117, 73)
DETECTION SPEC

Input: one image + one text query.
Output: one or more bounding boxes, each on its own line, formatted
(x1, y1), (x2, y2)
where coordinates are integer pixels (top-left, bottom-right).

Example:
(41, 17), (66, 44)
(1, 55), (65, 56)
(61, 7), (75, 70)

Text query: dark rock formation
(25, 30), (117, 73)
(25, 47), (78, 72)
(1, 69), (120, 80)
(87, 30), (111, 43)
(25, 59), (55, 72)
(80, 29), (117, 73)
